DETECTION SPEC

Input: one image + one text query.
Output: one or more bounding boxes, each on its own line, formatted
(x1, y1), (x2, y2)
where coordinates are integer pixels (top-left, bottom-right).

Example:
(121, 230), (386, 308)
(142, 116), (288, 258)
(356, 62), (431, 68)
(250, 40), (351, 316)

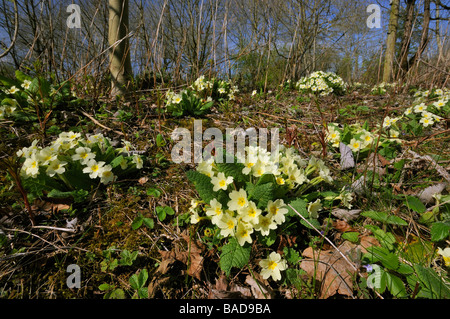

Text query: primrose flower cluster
(393, 88), (448, 130)
(191, 75), (239, 101)
(325, 123), (388, 153)
(295, 71), (346, 96)
(326, 87), (448, 153)
(17, 132), (143, 185)
(189, 145), (334, 247)
(0, 82), (28, 118)
(371, 82), (397, 95)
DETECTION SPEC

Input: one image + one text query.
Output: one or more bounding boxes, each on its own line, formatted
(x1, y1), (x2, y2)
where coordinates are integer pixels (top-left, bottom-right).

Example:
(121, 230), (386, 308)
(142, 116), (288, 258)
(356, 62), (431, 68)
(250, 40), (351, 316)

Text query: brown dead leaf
(138, 176), (149, 185)
(157, 232), (206, 280)
(359, 235), (380, 253)
(331, 208), (361, 222)
(301, 242), (355, 299)
(333, 219), (357, 233)
(208, 273), (252, 299)
(147, 276), (170, 298)
(300, 239), (378, 299)
(245, 274), (272, 299)
(32, 199), (70, 214)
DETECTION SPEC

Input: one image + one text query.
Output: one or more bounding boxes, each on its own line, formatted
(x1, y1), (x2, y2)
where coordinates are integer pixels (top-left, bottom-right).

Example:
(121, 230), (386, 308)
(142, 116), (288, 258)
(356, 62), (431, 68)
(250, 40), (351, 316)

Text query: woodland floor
(0, 86), (449, 299)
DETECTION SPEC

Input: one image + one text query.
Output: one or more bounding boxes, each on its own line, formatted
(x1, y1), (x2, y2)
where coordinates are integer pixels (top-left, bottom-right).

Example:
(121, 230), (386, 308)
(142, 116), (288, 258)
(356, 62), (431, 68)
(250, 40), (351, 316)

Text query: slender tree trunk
(402, 0), (431, 75)
(397, 0), (415, 79)
(382, 0), (400, 83)
(108, 0), (133, 97)
(435, 1), (443, 60)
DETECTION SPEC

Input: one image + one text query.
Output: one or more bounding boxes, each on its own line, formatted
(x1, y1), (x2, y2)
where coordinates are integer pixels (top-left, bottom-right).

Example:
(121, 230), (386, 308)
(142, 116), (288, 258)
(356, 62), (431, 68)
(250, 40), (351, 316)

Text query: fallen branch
(80, 111), (124, 136)
(407, 150), (450, 183)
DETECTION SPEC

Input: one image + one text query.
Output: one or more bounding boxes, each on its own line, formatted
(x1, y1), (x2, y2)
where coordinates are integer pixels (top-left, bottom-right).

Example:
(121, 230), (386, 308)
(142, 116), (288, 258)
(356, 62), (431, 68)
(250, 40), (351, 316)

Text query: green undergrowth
(0, 75), (449, 299)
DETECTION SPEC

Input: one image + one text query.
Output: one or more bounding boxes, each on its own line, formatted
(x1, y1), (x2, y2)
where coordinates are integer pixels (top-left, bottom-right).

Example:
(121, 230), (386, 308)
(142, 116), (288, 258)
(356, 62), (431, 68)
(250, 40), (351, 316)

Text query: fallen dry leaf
(331, 208), (361, 222)
(208, 273), (252, 299)
(32, 199), (70, 214)
(332, 219), (357, 233)
(157, 232), (205, 280)
(245, 274), (272, 299)
(300, 239), (378, 299)
(138, 176), (149, 185)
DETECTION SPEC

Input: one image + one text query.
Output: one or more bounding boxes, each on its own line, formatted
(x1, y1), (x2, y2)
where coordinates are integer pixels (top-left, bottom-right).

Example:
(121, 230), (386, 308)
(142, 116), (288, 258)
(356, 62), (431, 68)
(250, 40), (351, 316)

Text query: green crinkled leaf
(247, 182), (273, 209)
(405, 196), (426, 214)
(21, 172), (66, 198)
(47, 188), (89, 203)
(186, 170), (216, 204)
(287, 198), (308, 218)
(365, 225), (396, 250)
(287, 198), (320, 229)
(361, 211), (407, 226)
(219, 237), (251, 276)
(15, 70), (31, 82)
(430, 222), (450, 242)
(363, 246), (399, 270)
(130, 269), (148, 291)
(110, 155), (125, 168)
(413, 264), (450, 299)
(216, 161), (248, 183)
(341, 232), (360, 243)
(385, 272), (408, 298)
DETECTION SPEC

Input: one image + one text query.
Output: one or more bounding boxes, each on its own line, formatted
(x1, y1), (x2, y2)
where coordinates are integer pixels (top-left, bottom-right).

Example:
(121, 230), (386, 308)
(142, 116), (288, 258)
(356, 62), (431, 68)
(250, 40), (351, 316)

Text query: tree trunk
(108, 0), (133, 97)
(382, 0), (400, 83)
(401, 0), (431, 75)
(397, 0), (415, 79)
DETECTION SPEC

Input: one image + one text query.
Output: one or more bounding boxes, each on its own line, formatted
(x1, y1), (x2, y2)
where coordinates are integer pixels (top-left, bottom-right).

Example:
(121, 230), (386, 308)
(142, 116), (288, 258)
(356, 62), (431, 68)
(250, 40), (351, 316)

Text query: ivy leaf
(219, 237), (251, 276)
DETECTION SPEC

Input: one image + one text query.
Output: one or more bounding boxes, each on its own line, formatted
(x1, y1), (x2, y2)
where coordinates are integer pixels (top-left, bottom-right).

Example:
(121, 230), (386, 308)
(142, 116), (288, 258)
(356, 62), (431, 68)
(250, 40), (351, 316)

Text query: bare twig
(0, 0), (18, 60)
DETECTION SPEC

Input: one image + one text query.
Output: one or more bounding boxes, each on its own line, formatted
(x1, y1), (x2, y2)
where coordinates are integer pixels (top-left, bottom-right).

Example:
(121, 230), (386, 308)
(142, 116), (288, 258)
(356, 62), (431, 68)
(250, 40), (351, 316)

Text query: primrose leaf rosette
(186, 145), (340, 245)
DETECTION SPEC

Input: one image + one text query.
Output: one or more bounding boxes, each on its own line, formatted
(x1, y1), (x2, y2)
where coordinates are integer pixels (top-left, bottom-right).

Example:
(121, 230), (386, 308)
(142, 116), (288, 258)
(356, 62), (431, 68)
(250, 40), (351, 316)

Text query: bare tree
(383, 0), (400, 83)
(108, 0), (133, 96)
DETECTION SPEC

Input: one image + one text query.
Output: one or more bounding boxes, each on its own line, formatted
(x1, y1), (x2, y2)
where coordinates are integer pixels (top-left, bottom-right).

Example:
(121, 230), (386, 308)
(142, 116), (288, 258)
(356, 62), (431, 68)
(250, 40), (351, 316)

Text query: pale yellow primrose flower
(235, 221), (254, 246)
(254, 214), (277, 236)
(227, 189), (249, 212)
(437, 247), (450, 267)
(211, 172), (233, 192)
(46, 159), (68, 177)
(8, 86), (19, 94)
(216, 212), (237, 237)
(99, 165), (116, 184)
(197, 158), (215, 177)
(307, 199), (322, 219)
(240, 201), (261, 225)
(206, 198), (223, 225)
(259, 252), (287, 281)
(349, 138), (362, 152)
(132, 155), (144, 169)
(82, 160), (106, 179)
(72, 147), (95, 164)
(21, 80), (31, 90)
(266, 199), (288, 225)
